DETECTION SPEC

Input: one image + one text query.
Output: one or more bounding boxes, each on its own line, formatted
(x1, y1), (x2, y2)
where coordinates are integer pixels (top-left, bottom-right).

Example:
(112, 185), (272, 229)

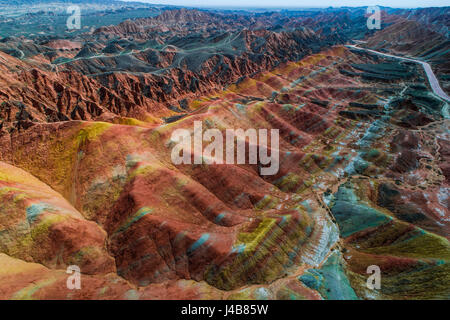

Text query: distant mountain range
(0, 2), (449, 301)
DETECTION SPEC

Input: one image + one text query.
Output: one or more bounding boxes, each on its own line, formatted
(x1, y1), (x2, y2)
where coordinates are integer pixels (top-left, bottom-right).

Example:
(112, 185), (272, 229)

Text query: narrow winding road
(346, 44), (450, 104)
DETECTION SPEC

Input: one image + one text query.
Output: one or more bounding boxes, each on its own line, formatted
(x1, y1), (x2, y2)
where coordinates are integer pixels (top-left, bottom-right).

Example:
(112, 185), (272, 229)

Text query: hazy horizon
(123, 0), (449, 9)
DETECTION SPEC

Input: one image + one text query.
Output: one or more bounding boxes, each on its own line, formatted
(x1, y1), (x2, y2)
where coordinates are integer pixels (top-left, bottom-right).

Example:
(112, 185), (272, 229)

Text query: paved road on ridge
(346, 44), (450, 104)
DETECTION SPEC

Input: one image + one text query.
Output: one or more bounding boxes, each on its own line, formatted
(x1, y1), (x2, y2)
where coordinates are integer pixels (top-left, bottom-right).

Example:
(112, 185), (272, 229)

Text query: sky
(127, 0), (449, 8)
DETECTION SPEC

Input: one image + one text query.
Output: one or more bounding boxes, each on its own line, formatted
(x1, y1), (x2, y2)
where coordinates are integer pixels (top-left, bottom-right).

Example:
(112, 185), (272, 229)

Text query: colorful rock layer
(0, 46), (448, 299)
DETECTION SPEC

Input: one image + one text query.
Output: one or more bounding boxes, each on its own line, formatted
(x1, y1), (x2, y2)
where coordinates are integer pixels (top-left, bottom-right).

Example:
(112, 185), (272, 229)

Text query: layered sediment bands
(0, 8), (353, 133)
(0, 252), (325, 300)
(1, 6), (447, 134)
(0, 45), (449, 299)
(0, 51), (165, 133)
(330, 180), (450, 299)
(0, 119), (323, 290)
(0, 162), (115, 275)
